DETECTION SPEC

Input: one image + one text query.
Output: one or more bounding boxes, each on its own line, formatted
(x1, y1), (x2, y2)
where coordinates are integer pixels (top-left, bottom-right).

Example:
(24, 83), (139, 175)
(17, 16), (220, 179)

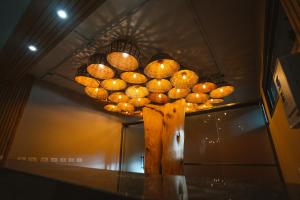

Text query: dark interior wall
(121, 125), (145, 173)
(183, 105), (280, 183)
(184, 106), (275, 164)
(7, 81), (122, 170)
(121, 105), (281, 183)
(0, 76), (33, 165)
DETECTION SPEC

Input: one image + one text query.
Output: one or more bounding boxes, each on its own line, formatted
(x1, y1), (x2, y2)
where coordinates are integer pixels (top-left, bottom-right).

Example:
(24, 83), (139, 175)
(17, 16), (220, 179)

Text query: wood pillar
(143, 107), (163, 176)
(143, 176), (188, 200)
(161, 99), (185, 175)
(143, 99), (186, 176)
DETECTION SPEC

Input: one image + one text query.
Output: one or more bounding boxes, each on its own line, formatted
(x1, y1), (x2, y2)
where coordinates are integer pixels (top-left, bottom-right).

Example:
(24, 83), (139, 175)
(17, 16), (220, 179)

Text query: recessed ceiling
(29, 0), (265, 103)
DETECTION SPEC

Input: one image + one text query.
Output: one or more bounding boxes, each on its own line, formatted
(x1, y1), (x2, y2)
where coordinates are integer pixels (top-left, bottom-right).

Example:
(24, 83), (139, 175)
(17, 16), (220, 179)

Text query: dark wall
(0, 76), (33, 165)
(121, 105), (281, 183)
(7, 81), (122, 170)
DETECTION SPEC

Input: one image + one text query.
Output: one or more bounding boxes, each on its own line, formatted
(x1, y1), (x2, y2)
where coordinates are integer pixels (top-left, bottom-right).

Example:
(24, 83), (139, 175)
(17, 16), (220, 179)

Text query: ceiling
(4, 0), (266, 104)
(0, 0), (104, 83)
(0, 0), (31, 49)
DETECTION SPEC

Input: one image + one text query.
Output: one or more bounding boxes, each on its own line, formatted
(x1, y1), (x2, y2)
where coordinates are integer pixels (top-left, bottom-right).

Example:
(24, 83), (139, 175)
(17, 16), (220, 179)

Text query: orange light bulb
(122, 53), (129, 58)
(99, 64), (104, 69)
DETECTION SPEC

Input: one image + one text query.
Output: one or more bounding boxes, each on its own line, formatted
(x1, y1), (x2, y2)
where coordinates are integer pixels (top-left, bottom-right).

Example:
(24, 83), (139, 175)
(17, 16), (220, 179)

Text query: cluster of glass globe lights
(74, 39), (234, 117)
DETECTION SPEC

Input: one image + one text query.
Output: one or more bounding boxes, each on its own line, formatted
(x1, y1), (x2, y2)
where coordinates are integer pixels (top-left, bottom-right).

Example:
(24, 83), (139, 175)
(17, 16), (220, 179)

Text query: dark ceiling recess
(0, 0), (105, 85)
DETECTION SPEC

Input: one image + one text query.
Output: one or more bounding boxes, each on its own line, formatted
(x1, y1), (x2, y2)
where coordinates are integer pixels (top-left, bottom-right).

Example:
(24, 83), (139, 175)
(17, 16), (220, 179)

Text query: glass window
(263, 0), (295, 115)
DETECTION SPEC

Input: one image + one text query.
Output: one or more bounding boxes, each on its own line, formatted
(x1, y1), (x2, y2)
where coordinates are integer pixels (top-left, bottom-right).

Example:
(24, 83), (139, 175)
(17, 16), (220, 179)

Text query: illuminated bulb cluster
(75, 40), (235, 117)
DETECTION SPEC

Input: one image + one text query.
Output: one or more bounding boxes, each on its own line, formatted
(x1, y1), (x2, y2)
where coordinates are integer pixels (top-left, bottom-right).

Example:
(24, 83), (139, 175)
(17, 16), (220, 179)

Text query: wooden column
(143, 99), (186, 176)
(161, 99), (185, 175)
(143, 176), (188, 200)
(143, 107), (163, 176)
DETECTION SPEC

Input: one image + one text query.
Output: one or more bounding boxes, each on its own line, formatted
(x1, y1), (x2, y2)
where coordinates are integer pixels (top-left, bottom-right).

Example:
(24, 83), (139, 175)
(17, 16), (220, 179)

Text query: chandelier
(74, 39), (234, 117)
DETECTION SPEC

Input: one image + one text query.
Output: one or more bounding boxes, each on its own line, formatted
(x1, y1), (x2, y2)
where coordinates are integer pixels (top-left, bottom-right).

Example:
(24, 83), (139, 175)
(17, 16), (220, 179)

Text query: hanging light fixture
(125, 85), (149, 98)
(207, 98), (224, 104)
(75, 64), (100, 87)
(101, 78), (127, 91)
(74, 38), (236, 116)
(168, 88), (190, 99)
(210, 85), (234, 98)
(193, 82), (217, 93)
(185, 102), (198, 113)
(144, 53), (179, 78)
(198, 102), (213, 110)
(108, 92), (129, 103)
(171, 70), (199, 89)
(117, 102), (135, 112)
(148, 93), (169, 104)
(84, 87), (108, 100)
(107, 39), (140, 71)
(87, 53), (115, 80)
(146, 79), (172, 93)
(104, 104), (120, 112)
(186, 93), (209, 103)
(129, 98), (150, 107)
(120, 72), (147, 84)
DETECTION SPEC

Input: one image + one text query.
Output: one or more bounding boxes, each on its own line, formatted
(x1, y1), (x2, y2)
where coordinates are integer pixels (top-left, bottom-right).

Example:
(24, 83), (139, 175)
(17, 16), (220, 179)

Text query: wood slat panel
(0, 76), (33, 165)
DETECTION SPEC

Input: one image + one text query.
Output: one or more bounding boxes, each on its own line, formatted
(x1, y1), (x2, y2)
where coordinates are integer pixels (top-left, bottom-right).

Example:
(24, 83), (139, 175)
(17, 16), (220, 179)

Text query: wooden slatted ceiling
(0, 0), (105, 85)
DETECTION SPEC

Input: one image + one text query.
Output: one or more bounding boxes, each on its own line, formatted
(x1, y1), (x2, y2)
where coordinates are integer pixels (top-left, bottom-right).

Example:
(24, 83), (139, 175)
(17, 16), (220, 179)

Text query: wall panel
(0, 76), (33, 165)
(121, 105), (280, 185)
(7, 81), (122, 170)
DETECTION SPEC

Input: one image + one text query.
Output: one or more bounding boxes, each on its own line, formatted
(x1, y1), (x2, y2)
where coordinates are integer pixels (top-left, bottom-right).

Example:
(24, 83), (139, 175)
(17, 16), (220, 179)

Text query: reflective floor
(3, 160), (289, 200)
